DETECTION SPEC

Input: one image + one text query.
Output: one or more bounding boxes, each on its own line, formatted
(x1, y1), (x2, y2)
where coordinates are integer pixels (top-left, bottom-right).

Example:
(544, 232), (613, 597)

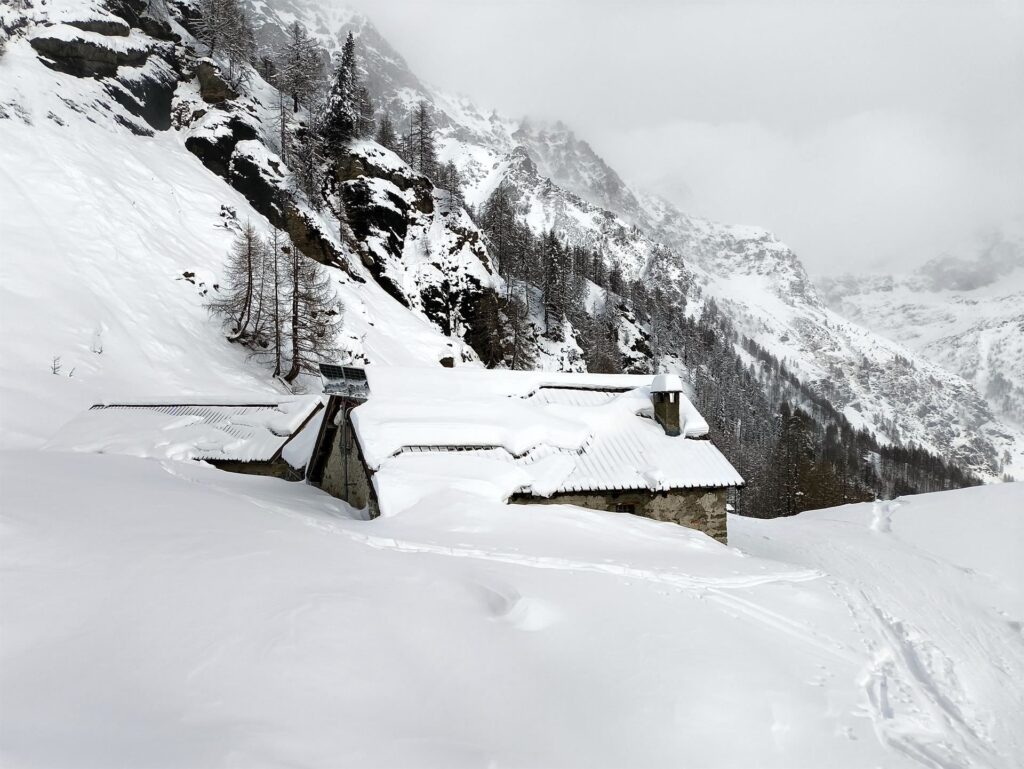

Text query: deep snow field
(1, 448), (1021, 769)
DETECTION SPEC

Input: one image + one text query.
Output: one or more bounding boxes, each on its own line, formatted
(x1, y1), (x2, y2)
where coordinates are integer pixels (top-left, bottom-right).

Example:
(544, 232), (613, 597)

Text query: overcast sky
(347, 0), (1024, 276)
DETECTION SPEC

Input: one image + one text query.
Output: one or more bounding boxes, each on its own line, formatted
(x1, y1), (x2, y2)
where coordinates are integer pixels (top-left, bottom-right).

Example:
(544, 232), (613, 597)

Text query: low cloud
(351, 0), (1024, 276)
(600, 110), (1024, 275)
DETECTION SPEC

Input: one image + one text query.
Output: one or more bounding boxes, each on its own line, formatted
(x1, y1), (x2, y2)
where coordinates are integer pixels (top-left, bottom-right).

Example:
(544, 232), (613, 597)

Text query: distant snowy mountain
(821, 235), (1024, 444)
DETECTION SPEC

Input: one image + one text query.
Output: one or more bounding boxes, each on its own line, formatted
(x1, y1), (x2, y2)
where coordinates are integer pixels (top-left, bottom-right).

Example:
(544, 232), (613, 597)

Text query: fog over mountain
(347, 0), (1024, 276)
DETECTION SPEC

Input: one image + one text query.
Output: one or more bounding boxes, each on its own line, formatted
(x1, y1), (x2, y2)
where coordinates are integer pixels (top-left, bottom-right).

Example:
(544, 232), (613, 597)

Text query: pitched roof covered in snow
(349, 368), (743, 507)
(43, 397), (323, 464)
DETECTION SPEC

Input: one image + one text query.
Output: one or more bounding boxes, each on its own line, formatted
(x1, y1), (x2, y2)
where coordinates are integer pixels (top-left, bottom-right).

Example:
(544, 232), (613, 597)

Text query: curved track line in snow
(793, 533), (1015, 769)
(342, 529), (823, 590)
(850, 587), (998, 769)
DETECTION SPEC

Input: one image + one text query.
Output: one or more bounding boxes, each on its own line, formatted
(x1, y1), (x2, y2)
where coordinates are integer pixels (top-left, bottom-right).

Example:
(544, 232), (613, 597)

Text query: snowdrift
(1, 449), (1020, 768)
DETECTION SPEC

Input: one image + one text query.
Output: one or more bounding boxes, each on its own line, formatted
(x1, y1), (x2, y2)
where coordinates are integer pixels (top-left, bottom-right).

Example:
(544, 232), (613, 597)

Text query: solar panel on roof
(319, 363), (370, 398)
(319, 363), (347, 380)
(342, 367), (367, 381)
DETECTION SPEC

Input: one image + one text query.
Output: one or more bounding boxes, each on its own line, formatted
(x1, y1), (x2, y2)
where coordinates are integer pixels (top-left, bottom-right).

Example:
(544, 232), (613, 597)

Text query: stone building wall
(511, 487), (729, 543)
(320, 418), (378, 517)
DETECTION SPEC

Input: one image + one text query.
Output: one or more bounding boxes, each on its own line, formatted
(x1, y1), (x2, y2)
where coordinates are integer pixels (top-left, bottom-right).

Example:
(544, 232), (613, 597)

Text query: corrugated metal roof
(529, 388), (621, 407)
(46, 399), (322, 463)
(519, 423), (743, 493)
(351, 369), (743, 495)
(392, 412), (743, 493)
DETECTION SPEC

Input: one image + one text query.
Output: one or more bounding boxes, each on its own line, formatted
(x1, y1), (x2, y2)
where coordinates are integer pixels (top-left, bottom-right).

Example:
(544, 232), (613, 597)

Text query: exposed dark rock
(103, 0), (148, 27)
(111, 110), (153, 136)
(65, 17), (130, 36)
(196, 60), (236, 103)
(111, 58), (179, 130)
(509, 146), (538, 175)
(102, 81), (155, 134)
(185, 115), (355, 278)
(341, 178), (407, 257)
(31, 33), (149, 78)
(185, 125), (238, 178)
(138, 16), (180, 42)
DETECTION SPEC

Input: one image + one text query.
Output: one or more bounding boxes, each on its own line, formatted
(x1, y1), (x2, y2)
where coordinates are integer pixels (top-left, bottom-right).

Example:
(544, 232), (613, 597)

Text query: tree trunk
(284, 251), (301, 383)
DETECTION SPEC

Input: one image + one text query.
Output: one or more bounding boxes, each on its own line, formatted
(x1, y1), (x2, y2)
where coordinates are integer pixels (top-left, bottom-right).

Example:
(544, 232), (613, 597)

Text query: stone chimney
(651, 374), (684, 437)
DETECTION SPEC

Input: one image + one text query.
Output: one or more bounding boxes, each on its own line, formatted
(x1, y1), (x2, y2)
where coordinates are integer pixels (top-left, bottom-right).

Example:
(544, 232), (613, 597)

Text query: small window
(613, 503), (637, 515)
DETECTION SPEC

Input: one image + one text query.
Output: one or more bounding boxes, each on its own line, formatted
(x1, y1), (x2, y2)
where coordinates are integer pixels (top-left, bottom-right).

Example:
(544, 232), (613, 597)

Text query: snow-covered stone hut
(44, 397), (325, 479)
(307, 367), (744, 542)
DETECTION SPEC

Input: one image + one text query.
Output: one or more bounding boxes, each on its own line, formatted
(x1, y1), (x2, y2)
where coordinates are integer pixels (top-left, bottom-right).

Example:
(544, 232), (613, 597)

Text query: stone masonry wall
(321, 421), (378, 517)
(512, 488), (729, 543)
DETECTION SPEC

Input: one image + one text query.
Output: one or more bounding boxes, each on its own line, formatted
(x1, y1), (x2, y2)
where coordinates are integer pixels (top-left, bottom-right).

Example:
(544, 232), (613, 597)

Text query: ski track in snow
(747, 505), (1024, 769)
(216, 477), (879, 667)
(3, 453), (1021, 768)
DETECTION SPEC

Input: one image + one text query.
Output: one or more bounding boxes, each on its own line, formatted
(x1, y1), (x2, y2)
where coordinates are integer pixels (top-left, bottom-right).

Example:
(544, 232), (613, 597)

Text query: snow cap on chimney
(651, 373), (683, 394)
(651, 374), (684, 436)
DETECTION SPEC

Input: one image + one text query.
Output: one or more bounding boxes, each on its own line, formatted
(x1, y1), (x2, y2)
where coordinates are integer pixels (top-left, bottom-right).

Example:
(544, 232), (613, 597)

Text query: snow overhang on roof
(42, 397), (323, 464)
(351, 367), (743, 506)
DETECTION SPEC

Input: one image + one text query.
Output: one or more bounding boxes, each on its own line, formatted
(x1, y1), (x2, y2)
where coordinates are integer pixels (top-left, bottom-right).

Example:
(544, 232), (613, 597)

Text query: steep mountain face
(820, 237), (1024, 445)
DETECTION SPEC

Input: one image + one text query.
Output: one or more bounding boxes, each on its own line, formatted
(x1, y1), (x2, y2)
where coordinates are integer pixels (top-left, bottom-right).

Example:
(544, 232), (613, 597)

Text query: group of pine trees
(475, 181), (631, 374)
(209, 222), (341, 383)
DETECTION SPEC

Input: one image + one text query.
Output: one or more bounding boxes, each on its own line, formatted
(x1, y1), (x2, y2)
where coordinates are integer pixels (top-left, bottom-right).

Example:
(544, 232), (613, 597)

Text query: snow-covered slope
(821, 235), (1024, 446)
(2, 449), (1021, 767)
(0, 3), (486, 448)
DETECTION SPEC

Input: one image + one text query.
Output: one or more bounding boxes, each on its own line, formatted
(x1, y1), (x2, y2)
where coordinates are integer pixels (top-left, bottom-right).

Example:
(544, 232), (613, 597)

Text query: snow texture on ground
(1, 449), (1020, 769)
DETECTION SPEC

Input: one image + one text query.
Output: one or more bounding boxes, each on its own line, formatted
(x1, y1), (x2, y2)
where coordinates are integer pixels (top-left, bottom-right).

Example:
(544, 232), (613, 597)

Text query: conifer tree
(607, 263), (624, 296)
(375, 112), (399, 153)
(276, 21), (322, 112)
(209, 221), (265, 342)
(283, 250), (342, 382)
(290, 96), (327, 209)
(540, 230), (575, 332)
(194, 0), (234, 58)
(195, 0), (253, 86)
(580, 299), (623, 374)
(480, 183), (519, 286)
(404, 101), (437, 178)
(250, 226), (286, 377)
(436, 160), (464, 211)
(323, 32), (359, 155)
(505, 293), (535, 370)
(225, 8), (255, 88)
(356, 85), (375, 138)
